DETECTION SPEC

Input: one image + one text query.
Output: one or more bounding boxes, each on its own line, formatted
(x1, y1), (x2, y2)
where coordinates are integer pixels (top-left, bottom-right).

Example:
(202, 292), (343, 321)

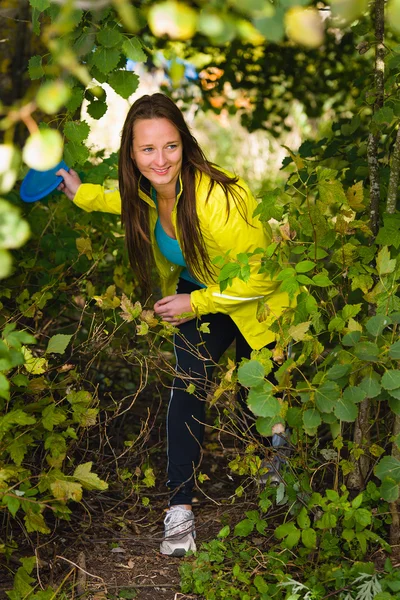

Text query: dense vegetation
(1, 0), (400, 597)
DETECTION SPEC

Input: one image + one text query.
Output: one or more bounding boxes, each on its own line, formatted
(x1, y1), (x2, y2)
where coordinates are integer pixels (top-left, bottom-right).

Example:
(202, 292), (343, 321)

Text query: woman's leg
(167, 307), (238, 506)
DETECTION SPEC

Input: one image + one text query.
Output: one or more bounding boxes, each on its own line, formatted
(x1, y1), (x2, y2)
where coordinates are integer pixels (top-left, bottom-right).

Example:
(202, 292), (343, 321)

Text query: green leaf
(296, 507), (311, 529)
(312, 274), (333, 287)
(315, 512), (337, 529)
(108, 70), (140, 100)
(66, 87), (85, 113)
(24, 511), (50, 534)
(42, 404), (67, 431)
(382, 370), (400, 391)
(234, 518), (254, 537)
(342, 303), (362, 320)
(247, 385), (280, 418)
(36, 80), (70, 114)
(28, 55), (44, 80)
(375, 456), (400, 483)
(92, 47), (121, 74)
(238, 360), (265, 387)
(376, 246), (396, 275)
(302, 527), (317, 549)
(366, 315), (392, 337)
(354, 341), (380, 362)
(327, 364), (351, 380)
(63, 121), (90, 143)
(64, 141), (90, 167)
(380, 478), (400, 502)
(73, 462), (108, 490)
(373, 106), (394, 126)
(218, 525), (230, 538)
(256, 415), (282, 437)
(97, 27), (123, 48)
(295, 260), (316, 273)
(51, 480), (83, 502)
(2, 494), (20, 517)
(342, 330), (362, 346)
(122, 37), (147, 61)
(334, 396), (358, 422)
(253, 575), (269, 594)
(315, 381), (340, 413)
(303, 408), (321, 434)
(359, 376), (382, 398)
(67, 390), (92, 405)
(343, 386), (367, 404)
(23, 129), (63, 171)
(86, 99), (108, 120)
(389, 341), (400, 359)
(354, 508), (372, 528)
(0, 373), (10, 400)
(29, 0), (50, 10)
(316, 167), (347, 205)
(46, 334), (72, 355)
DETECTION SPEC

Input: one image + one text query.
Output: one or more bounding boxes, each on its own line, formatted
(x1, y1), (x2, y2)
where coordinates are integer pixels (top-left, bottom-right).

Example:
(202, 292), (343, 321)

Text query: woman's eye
(167, 144), (177, 150)
(143, 147), (153, 153)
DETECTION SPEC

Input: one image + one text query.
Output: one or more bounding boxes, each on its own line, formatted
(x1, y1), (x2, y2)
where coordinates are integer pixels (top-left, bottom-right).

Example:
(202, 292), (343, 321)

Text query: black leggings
(167, 279), (253, 506)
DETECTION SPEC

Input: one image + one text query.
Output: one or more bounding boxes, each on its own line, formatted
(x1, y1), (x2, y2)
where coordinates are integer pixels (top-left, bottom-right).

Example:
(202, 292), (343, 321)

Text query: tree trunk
(347, 398), (370, 490)
(387, 126), (400, 214)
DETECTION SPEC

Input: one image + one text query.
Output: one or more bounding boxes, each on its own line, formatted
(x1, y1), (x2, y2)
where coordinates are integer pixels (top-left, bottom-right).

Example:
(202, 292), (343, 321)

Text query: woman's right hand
(56, 168), (82, 201)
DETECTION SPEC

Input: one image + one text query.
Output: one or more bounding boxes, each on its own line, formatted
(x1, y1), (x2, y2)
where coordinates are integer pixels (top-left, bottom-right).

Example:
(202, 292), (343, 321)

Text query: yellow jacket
(73, 170), (291, 349)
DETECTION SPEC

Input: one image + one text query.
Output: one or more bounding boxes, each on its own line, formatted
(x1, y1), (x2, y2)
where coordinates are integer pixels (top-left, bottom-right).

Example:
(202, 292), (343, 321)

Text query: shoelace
(164, 509), (194, 538)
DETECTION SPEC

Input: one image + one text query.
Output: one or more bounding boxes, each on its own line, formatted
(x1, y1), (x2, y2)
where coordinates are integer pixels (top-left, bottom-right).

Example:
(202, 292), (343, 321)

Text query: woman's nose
(154, 150), (167, 166)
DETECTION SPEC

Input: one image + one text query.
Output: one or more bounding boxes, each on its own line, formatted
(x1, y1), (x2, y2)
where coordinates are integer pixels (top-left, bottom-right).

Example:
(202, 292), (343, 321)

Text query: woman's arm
(56, 168), (121, 215)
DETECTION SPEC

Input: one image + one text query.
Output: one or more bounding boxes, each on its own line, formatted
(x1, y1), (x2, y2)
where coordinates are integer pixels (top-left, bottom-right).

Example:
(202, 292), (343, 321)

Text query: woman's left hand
(154, 294), (194, 326)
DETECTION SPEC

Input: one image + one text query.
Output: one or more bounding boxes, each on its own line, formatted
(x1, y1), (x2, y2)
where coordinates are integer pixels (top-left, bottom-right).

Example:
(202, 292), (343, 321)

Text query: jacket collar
(138, 174), (183, 207)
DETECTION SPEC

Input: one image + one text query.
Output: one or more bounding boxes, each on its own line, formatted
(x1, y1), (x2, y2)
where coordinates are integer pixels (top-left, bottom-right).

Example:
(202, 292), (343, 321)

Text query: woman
(57, 93), (290, 557)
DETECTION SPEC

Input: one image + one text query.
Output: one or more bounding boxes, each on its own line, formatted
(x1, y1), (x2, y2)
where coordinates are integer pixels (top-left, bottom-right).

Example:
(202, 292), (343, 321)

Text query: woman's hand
(56, 168), (82, 201)
(154, 294), (194, 326)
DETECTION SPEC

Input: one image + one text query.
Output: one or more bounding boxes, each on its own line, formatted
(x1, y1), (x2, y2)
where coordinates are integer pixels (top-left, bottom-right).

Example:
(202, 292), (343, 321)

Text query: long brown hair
(118, 93), (247, 299)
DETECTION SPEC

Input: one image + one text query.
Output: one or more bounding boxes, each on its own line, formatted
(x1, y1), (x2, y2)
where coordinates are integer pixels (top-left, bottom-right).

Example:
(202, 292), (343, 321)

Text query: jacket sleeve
(73, 184), (122, 215)
(190, 180), (281, 316)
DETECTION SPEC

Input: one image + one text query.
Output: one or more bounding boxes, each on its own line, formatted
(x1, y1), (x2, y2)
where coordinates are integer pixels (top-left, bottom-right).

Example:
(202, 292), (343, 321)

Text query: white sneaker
(160, 507), (197, 557)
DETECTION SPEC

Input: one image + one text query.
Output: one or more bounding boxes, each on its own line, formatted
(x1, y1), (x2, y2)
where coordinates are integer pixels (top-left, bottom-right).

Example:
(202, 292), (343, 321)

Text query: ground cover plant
(1, 0), (400, 597)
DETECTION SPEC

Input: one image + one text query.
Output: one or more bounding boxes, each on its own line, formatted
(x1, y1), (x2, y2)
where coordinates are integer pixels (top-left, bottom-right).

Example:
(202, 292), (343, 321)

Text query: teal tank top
(152, 188), (205, 288)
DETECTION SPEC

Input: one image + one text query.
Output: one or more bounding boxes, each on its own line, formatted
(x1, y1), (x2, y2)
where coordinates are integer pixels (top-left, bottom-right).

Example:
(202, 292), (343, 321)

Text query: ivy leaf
(376, 246), (396, 276)
(120, 295), (142, 322)
(122, 37), (147, 61)
(334, 396), (358, 422)
(92, 47), (121, 74)
(46, 334), (72, 355)
(96, 27), (123, 48)
(28, 55), (44, 80)
(108, 71), (140, 99)
(51, 480), (83, 502)
(22, 347), (48, 374)
(73, 462), (108, 491)
(63, 121), (90, 143)
(238, 360), (265, 387)
(375, 456), (400, 483)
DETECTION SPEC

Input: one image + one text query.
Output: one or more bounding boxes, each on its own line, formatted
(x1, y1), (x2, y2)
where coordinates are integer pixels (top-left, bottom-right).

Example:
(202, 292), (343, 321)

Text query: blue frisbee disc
(20, 160), (70, 203)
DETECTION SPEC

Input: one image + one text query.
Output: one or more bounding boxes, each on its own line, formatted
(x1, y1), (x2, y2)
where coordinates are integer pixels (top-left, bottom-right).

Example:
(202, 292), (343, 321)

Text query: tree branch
(387, 126), (400, 214)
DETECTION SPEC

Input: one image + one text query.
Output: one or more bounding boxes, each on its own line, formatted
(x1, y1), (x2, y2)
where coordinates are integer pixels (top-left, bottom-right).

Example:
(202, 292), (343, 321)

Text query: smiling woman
(56, 92), (292, 558)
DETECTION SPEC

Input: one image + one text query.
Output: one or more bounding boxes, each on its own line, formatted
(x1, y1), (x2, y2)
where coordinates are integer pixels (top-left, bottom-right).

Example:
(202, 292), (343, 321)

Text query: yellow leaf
(51, 480), (83, 502)
(282, 145), (304, 170)
(76, 237), (93, 260)
(285, 7), (324, 48)
(288, 321), (311, 342)
(140, 310), (159, 327)
(148, 0), (197, 40)
(22, 346), (48, 375)
(73, 462), (108, 491)
(346, 181), (364, 211)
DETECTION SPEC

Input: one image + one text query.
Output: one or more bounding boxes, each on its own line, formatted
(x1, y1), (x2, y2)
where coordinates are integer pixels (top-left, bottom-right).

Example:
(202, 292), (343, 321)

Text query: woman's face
(131, 118), (183, 193)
